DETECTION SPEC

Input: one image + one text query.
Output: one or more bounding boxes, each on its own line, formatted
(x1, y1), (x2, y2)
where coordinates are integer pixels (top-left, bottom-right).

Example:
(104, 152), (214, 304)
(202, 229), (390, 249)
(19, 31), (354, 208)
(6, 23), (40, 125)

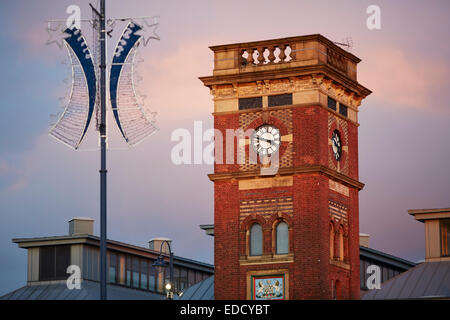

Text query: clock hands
(258, 137), (274, 144)
(252, 125), (281, 156)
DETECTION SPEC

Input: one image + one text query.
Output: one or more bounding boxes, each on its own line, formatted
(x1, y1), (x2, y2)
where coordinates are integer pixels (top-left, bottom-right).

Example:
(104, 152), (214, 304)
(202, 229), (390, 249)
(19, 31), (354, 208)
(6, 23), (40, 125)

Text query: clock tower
(199, 35), (371, 300)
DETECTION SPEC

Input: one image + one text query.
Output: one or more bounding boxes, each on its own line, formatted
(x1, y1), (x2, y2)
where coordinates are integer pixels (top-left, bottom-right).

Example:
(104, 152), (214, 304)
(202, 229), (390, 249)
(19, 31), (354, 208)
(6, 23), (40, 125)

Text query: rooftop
(408, 207), (450, 222)
(362, 261), (450, 300)
(0, 280), (164, 300)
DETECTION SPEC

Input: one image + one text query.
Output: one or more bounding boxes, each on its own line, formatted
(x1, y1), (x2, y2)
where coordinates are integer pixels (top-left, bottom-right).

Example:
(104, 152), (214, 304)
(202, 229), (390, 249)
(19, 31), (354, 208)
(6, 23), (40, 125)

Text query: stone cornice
(208, 165), (364, 190)
(199, 64), (372, 99)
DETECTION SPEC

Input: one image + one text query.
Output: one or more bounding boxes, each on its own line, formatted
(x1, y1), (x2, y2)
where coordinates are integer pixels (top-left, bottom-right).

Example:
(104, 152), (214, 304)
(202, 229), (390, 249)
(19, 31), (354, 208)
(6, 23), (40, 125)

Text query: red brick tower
(199, 35), (371, 300)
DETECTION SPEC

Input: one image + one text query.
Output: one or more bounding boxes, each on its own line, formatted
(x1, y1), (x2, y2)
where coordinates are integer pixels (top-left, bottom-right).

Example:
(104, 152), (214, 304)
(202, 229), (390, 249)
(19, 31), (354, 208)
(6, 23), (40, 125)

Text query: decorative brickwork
(238, 109), (293, 171)
(329, 200), (348, 225)
(240, 197), (294, 223)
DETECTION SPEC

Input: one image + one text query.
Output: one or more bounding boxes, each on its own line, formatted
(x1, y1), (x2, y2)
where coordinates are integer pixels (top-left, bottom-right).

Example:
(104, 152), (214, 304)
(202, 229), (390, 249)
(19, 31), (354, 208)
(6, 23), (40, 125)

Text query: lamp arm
(158, 240), (174, 294)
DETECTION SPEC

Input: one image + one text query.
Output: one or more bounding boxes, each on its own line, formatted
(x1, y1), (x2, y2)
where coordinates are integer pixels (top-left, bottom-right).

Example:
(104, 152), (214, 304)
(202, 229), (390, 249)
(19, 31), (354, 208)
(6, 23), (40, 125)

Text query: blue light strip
(63, 27), (97, 147)
(110, 22), (143, 142)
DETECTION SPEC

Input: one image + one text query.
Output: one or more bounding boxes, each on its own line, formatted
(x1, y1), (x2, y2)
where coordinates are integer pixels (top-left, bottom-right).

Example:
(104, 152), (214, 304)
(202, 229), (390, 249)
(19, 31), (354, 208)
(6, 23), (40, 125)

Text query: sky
(0, 0), (449, 296)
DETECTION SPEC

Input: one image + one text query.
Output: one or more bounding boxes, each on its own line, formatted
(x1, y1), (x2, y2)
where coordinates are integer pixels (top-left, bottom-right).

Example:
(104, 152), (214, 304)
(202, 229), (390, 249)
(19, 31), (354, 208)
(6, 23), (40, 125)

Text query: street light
(152, 240), (174, 299)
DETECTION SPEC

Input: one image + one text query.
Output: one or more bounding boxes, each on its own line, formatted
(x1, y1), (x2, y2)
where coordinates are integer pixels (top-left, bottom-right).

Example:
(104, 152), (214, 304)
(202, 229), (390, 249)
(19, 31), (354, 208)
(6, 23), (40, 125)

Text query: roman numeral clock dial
(251, 125), (281, 156)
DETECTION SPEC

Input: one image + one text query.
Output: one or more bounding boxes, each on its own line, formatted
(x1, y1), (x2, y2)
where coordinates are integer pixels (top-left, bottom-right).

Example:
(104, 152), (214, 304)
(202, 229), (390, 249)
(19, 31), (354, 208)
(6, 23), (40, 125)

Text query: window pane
(173, 267), (180, 291)
(88, 246), (99, 281)
(239, 97), (262, 110)
(388, 268), (394, 280)
(132, 257), (140, 288)
(180, 268), (188, 290)
(39, 246), (55, 280)
(109, 252), (117, 283)
(165, 268), (171, 289)
(40, 245), (71, 281)
(126, 256), (131, 286)
(55, 245), (71, 279)
(382, 266), (388, 283)
(339, 104), (348, 117)
(141, 260), (148, 290)
(149, 267), (156, 291)
(188, 269), (195, 287)
(250, 224), (263, 256)
(195, 271), (203, 284)
(328, 97), (336, 111)
(156, 268), (165, 293)
(118, 254), (125, 285)
(268, 93), (292, 107)
(276, 222), (289, 254)
(83, 247), (88, 279)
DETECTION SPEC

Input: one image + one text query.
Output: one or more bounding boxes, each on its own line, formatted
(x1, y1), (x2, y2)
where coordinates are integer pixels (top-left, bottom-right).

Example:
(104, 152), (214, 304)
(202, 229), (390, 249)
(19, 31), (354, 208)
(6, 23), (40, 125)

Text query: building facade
(1, 218), (213, 300)
(200, 225), (416, 298)
(199, 34), (371, 299)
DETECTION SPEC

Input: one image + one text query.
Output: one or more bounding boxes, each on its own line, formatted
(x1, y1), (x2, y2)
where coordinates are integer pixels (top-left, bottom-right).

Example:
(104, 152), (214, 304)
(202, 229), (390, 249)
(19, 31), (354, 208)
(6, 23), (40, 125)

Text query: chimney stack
(149, 237), (172, 254)
(69, 217), (94, 236)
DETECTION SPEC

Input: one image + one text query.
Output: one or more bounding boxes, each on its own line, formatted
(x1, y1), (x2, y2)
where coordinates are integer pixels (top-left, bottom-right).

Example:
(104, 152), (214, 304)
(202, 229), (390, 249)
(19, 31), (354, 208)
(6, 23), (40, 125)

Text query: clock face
(331, 130), (342, 161)
(251, 125), (281, 156)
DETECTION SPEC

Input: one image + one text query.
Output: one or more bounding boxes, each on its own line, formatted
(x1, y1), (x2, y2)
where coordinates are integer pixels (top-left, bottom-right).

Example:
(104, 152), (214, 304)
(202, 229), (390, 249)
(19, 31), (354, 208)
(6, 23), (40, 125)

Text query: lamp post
(152, 240), (174, 299)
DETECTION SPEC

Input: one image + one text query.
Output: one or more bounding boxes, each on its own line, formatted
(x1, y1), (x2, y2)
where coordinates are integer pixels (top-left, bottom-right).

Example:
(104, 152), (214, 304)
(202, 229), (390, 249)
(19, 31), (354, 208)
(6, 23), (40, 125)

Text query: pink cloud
(359, 47), (449, 110)
(137, 39), (217, 124)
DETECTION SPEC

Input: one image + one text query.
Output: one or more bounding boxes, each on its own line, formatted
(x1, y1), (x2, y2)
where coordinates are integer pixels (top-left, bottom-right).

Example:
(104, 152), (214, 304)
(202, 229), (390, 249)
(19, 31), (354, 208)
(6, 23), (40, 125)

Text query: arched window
(330, 223), (334, 260)
(338, 227), (344, 261)
(276, 221), (289, 254)
(250, 223), (262, 256)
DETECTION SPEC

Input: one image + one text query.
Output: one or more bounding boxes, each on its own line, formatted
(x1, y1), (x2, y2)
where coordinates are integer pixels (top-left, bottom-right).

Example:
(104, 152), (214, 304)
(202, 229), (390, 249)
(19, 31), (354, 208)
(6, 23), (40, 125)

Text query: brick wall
(213, 104), (360, 299)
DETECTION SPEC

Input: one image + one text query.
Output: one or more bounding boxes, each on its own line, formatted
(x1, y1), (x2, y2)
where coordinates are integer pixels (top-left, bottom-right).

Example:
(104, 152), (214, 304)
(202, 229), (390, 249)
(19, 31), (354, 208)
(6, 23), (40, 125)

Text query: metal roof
(362, 261), (450, 300)
(0, 280), (165, 300)
(360, 246), (416, 270)
(177, 276), (214, 300)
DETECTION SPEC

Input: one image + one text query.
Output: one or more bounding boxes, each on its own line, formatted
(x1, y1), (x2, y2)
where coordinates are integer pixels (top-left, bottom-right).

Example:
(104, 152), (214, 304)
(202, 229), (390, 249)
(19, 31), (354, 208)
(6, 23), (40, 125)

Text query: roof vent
(69, 217), (94, 236)
(359, 233), (370, 248)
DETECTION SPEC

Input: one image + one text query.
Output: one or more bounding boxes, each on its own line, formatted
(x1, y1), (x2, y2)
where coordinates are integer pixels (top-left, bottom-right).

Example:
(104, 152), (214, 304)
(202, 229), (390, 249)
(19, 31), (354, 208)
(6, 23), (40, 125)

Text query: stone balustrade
(208, 35), (360, 82)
